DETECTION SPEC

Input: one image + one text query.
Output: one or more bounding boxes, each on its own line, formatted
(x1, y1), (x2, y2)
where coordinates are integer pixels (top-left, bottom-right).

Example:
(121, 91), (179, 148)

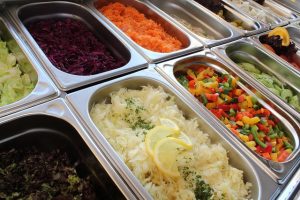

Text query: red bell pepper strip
(257, 123), (270, 134)
(189, 80), (195, 89)
(278, 150), (290, 162)
(217, 104), (231, 112)
(205, 93), (219, 102)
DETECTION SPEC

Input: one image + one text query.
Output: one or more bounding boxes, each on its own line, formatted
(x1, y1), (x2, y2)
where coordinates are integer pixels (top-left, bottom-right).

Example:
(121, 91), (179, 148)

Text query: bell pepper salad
(176, 66), (294, 162)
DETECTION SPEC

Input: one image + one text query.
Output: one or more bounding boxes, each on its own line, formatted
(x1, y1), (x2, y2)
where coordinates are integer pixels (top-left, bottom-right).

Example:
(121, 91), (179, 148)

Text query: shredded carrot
(99, 2), (182, 53)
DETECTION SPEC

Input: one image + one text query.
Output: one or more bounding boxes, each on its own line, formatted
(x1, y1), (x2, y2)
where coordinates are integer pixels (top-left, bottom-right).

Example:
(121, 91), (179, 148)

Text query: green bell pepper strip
(251, 125), (267, 148)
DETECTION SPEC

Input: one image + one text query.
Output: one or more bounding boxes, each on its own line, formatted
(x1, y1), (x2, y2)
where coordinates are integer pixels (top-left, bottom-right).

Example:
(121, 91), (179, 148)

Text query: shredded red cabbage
(27, 18), (126, 75)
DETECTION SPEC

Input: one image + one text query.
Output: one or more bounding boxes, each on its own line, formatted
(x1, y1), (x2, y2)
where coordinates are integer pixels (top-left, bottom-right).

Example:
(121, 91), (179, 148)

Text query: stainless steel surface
(187, 0), (268, 37)
(251, 26), (300, 76)
(277, 166), (300, 200)
(66, 68), (280, 200)
(0, 15), (59, 118)
(273, 0), (300, 14)
(0, 98), (137, 200)
(87, 0), (204, 63)
(223, 0), (288, 28)
(256, 0), (299, 22)
(146, 0), (246, 47)
(214, 39), (300, 124)
(155, 49), (300, 183)
(286, 25), (300, 47)
(7, 1), (148, 91)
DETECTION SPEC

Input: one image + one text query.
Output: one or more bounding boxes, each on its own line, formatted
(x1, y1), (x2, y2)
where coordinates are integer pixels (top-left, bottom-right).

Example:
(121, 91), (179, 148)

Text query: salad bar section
(0, 0), (300, 199)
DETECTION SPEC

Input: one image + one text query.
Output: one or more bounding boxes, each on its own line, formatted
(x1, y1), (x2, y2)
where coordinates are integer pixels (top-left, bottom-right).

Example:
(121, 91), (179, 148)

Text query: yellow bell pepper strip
(246, 96), (253, 108)
(187, 69), (196, 80)
(175, 66), (294, 162)
(271, 153), (278, 161)
(242, 116), (260, 125)
(239, 134), (249, 142)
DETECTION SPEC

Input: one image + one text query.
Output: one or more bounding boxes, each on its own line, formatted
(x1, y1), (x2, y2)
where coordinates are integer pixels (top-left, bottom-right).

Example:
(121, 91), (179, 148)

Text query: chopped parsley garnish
(194, 175), (213, 200)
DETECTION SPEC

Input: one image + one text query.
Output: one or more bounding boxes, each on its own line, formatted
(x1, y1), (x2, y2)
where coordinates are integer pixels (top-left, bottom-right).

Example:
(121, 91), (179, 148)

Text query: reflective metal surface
(273, 0), (300, 14)
(187, 0), (268, 37)
(146, 0), (247, 46)
(0, 98), (136, 200)
(251, 26), (300, 76)
(87, 0), (204, 63)
(256, 0), (298, 22)
(156, 49), (300, 183)
(66, 68), (280, 199)
(0, 15), (59, 117)
(214, 39), (300, 124)
(7, 1), (147, 91)
(223, 0), (288, 28)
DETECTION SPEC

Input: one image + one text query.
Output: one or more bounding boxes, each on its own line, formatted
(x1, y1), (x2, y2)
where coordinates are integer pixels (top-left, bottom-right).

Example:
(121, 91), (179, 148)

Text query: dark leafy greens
(0, 148), (96, 199)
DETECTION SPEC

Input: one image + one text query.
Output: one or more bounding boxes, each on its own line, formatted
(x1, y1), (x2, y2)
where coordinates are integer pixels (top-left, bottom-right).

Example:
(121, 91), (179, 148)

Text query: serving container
(66, 68), (281, 199)
(223, 0), (288, 28)
(213, 39), (300, 124)
(0, 98), (136, 200)
(145, 0), (252, 47)
(155, 50), (300, 183)
(274, 0), (300, 14)
(187, 0), (268, 37)
(86, 0), (206, 63)
(0, 15), (58, 118)
(251, 26), (300, 76)
(7, 1), (148, 91)
(252, 0), (299, 22)
(277, 166), (300, 199)
(282, 25), (300, 47)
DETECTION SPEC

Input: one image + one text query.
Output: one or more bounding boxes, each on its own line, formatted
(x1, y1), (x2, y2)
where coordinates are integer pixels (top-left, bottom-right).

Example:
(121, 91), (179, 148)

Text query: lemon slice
(268, 27), (290, 46)
(159, 118), (180, 132)
(145, 126), (179, 157)
(153, 137), (186, 177)
(177, 132), (193, 150)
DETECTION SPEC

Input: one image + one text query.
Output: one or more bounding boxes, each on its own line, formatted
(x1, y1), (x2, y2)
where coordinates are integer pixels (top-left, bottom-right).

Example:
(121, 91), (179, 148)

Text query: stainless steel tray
(223, 0), (288, 28)
(286, 25), (300, 46)
(187, 0), (268, 37)
(155, 49), (300, 183)
(0, 98), (136, 200)
(273, 0), (300, 14)
(145, 0), (245, 47)
(251, 26), (300, 76)
(86, 0), (204, 63)
(254, 0), (299, 22)
(0, 15), (59, 118)
(213, 39), (300, 124)
(66, 68), (280, 200)
(7, 1), (148, 91)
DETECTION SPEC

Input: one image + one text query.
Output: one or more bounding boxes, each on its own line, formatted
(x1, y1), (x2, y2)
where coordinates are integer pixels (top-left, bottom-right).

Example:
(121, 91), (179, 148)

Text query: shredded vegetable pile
(99, 2), (182, 53)
(27, 18), (125, 75)
(0, 39), (35, 106)
(176, 67), (294, 162)
(90, 86), (251, 200)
